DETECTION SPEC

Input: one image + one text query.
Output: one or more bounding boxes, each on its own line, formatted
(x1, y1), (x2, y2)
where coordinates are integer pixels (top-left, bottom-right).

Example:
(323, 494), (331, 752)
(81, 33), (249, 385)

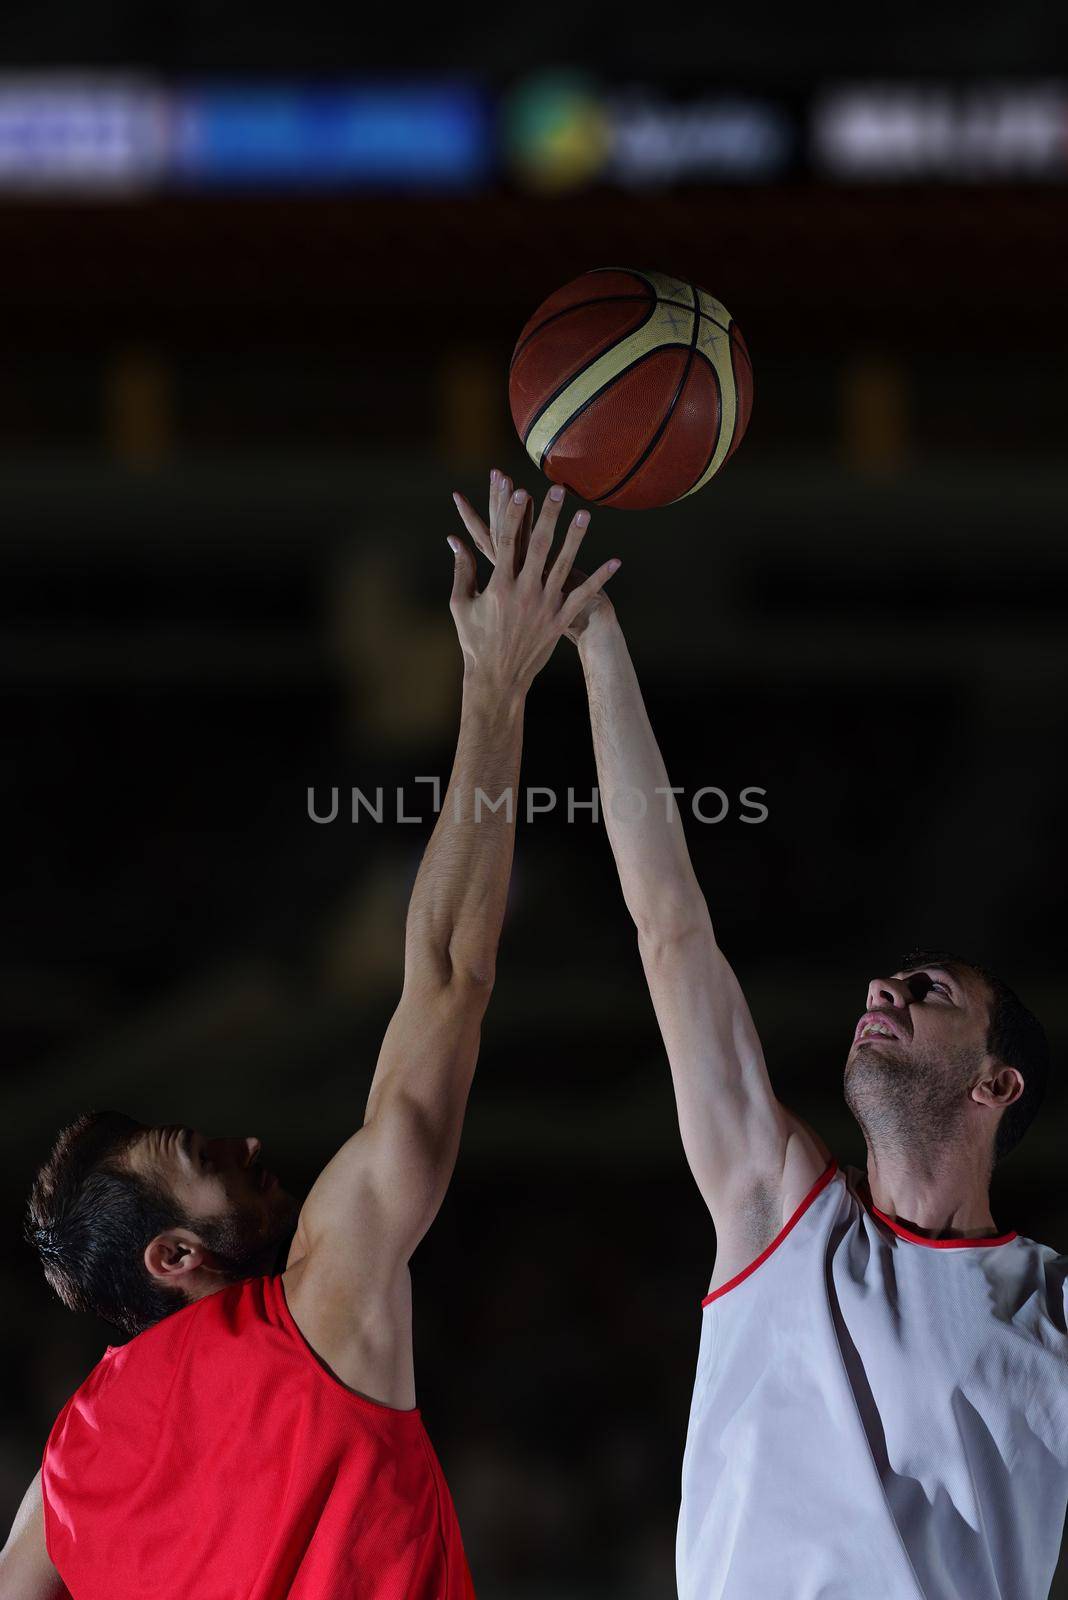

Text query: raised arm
(454, 472), (828, 1278)
(575, 603), (829, 1271)
(291, 487), (618, 1386)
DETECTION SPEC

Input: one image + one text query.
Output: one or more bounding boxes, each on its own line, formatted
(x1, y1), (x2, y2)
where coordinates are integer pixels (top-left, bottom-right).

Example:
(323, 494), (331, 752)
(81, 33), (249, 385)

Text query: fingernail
(490, 469), (497, 484)
(549, 484), (565, 502)
(513, 488), (525, 504)
(575, 510), (590, 528)
(447, 536), (459, 553)
(451, 492), (462, 507)
(609, 558), (621, 572)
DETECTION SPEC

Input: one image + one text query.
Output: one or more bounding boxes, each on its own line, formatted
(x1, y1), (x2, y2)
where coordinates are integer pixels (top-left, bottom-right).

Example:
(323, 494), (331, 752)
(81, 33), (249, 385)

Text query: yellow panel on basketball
(508, 267), (753, 511)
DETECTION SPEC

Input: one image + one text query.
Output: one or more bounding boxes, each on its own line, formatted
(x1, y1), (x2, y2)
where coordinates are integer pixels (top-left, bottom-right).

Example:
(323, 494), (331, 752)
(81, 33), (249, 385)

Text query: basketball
(508, 268), (753, 511)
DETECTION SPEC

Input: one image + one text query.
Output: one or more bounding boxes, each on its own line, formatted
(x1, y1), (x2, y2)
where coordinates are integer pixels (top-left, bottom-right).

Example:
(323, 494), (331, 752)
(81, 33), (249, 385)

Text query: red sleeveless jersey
(40, 1272), (476, 1599)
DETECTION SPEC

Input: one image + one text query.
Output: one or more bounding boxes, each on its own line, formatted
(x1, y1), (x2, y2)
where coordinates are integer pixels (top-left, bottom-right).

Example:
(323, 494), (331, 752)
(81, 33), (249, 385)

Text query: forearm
(404, 673), (525, 990)
(362, 673), (522, 1141)
(579, 608), (706, 938)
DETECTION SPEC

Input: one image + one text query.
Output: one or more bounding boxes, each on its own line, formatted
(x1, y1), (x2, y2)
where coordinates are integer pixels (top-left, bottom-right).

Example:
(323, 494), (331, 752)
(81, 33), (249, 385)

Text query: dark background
(1, 8), (1066, 1597)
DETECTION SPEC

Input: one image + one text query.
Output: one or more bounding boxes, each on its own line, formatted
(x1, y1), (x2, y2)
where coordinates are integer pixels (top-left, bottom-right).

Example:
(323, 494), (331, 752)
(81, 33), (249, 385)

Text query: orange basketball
(508, 267), (753, 511)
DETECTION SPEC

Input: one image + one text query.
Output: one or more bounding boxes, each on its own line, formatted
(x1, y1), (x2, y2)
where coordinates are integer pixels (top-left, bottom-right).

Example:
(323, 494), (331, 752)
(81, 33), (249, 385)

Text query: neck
(863, 1147), (999, 1238)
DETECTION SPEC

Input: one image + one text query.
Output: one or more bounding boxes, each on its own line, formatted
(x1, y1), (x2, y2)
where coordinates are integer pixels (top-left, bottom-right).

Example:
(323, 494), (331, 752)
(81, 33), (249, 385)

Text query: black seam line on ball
(673, 301), (732, 340)
(675, 348), (725, 502)
(592, 283), (703, 506)
(522, 298), (659, 452)
(590, 293), (731, 341)
(531, 343), (679, 472)
(512, 282), (733, 373)
(510, 293), (655, 370)
(592, 268), (735, 340)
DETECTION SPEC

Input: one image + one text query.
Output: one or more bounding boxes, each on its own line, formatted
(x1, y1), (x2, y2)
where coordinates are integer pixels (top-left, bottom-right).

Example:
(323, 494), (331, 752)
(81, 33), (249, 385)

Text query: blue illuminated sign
(173, 82), (490, 188)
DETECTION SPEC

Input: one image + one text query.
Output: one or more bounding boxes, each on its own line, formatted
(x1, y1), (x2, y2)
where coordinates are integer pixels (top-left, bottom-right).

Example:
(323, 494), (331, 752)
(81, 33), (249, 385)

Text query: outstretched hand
(452, 469), (616, 645)
(446, 480), (620, 696)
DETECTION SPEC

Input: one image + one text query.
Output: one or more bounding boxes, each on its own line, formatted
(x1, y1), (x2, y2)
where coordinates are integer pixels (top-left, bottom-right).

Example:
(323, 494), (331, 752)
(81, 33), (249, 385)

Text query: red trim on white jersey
(867, 1202), (1017, 1249)
(702, 1160), (839, 1306)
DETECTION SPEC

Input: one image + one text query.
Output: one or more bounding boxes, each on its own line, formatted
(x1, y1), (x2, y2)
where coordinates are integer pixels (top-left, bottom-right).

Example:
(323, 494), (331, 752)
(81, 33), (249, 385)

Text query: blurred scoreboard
(0, 73), (1066, 194)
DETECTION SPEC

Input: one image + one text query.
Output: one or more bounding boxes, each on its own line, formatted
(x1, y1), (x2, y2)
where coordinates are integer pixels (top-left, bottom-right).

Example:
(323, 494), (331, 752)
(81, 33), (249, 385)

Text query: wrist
(460, 668), (527, 722)
(575, 600), (622, 659)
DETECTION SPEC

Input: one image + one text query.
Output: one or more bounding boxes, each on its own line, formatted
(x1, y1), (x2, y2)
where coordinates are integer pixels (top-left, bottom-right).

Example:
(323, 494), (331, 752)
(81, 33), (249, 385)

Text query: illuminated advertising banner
(0, 77), (490, 193)
(0, 76), (166, 192)
(813, 83), (1068, 179)
(0, 73), (1065, 194)
(502, 74), (793, 189)
(173, 83), (490, 187)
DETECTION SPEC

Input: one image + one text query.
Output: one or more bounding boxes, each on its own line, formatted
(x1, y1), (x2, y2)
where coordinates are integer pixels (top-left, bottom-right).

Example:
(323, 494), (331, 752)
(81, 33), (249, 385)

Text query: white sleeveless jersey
(677, 1161), (1068, 1600)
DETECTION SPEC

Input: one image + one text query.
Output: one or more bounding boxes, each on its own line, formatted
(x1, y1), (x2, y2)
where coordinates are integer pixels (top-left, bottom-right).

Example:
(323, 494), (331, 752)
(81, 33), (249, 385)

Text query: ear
(143, 1230), (210, 1283)
(970, 1061), (1024, 1112)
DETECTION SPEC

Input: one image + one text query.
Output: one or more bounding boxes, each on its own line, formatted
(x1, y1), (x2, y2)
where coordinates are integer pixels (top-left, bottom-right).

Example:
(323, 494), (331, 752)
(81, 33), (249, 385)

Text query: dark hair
(23, 1109), (191, 1339)
(899, 950), (1049, 1162)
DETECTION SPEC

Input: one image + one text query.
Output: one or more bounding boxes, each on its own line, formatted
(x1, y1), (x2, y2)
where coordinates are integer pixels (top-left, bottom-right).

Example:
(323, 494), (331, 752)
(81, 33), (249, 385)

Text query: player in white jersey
(453, 471), (1068, 1600)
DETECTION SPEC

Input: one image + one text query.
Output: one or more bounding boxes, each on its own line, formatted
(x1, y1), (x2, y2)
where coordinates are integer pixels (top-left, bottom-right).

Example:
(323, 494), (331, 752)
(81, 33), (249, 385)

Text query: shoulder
(778, 1109), (834, 1214)
(706, 1110), (836, 1289)
(44, 1341), (121, 1441)
(707, 1151), (843, 1300)
(278, 1247), (416, 1409)
(282, 1241), (410, 1337)
(47, 1306), (210, 1450)
(1008, 1234), (1068, 1313)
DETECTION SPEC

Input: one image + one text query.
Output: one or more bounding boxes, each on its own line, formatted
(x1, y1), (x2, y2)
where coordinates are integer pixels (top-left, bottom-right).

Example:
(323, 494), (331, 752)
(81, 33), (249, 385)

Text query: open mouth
(853, 1012), (905, 1047)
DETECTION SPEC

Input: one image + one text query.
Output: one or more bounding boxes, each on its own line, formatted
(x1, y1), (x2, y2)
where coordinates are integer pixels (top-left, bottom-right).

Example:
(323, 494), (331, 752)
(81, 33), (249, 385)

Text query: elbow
(445, 941), (496, 993)
(406, 914), (496, 994)
(633, 893), (713, 955)
(417, 930), (495, 995)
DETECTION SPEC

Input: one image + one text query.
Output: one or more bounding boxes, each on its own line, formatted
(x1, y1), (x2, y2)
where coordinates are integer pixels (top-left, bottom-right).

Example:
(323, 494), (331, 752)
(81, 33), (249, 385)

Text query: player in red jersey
(2, 483), (618, 1600)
